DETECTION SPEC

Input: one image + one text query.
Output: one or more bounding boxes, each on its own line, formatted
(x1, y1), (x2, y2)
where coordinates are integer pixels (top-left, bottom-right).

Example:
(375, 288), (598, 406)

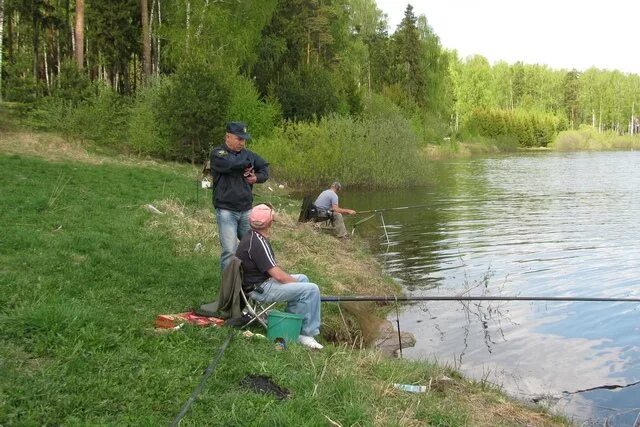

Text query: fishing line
(379, 213), (390, 245)
(353, 203), (433, 215)
(170, 329), (235, 427)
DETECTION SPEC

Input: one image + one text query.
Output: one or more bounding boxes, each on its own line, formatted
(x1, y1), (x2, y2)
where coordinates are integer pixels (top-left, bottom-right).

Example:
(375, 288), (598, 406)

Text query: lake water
(342, 151), (640, 426)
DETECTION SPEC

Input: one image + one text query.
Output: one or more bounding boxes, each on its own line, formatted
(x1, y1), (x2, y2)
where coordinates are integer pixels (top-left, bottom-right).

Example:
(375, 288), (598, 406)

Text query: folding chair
(239, 286), (277, 329)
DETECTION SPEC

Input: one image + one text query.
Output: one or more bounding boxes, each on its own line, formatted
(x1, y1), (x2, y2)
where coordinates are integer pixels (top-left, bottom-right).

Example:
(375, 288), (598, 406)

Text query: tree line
(2, 0), (640, 176)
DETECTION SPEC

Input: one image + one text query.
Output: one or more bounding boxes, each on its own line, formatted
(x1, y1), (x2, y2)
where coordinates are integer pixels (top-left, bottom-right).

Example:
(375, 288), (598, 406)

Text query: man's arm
(252, 154), (269, 184)
(210, 148), (249, 174)
(331, 203), (356, 215)
(267, 266), (296, 284)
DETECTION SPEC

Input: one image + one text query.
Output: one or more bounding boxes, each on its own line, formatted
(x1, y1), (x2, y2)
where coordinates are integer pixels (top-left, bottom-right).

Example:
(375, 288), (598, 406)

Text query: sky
(375, 0), (640, 74)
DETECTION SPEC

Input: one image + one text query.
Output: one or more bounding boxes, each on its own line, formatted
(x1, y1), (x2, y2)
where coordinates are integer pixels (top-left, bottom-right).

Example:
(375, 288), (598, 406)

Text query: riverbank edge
(0, 112), (571, 425)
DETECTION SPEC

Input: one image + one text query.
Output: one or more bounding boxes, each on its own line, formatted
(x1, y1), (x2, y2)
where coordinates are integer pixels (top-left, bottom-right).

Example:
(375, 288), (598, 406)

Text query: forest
(2, 0), (640, 187)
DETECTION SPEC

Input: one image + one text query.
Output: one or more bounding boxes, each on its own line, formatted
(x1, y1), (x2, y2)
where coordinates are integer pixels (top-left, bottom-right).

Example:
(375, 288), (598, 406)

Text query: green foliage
(391, 5), (425, 106)
(553, 126), (640, 151)
(3, 52), (42, 103)
(50, 61), (94, 104)
(154, 62), (229, 163)
(23, 83), (128, 147)
(127, 78), (173, 158)
(161, 0), (277, 73)
(224, 74), (281, 139)
(464, 108), (563, 147)
(411, 110), (451, 145)
(86, 0), (140, 93)
(66, 85), (130, 146)
(273, 65), (343, 121)
(253, 109), (426, 188)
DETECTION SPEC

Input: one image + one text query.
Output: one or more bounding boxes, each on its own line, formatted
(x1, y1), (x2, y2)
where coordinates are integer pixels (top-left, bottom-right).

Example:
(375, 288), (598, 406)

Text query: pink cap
(249, 204), (274, 229)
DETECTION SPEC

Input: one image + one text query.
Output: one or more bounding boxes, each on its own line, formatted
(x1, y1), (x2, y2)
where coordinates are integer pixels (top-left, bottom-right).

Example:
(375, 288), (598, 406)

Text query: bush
(463, 108), (563, 148)
(154, 62), (229, 164)
(128, 79), (173, 157)
(24, 82), (128, 147)
(273, 66), (342, 121)
(252, 112), (427, 189)
(3, 53), (43, 103)
(553, 126), (640, 151)
(50, 62), (94, 105)
(66, 85), (129, 146)
(23, 97), (73, 131)
(224, 74), (281, 139)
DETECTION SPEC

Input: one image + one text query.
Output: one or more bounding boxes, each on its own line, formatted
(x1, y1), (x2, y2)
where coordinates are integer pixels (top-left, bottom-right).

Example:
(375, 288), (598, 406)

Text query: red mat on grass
(155, 311), (224, 329)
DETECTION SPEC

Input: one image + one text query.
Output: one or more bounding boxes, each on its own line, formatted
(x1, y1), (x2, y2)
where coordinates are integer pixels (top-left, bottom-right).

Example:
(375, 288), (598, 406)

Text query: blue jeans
(250, 274), (321, 337)
(215, 208), (250, 272)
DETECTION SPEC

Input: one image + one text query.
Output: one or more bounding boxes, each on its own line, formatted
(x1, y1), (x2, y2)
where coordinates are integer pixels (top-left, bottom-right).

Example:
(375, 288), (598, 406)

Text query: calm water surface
(343, 151), (640, 425)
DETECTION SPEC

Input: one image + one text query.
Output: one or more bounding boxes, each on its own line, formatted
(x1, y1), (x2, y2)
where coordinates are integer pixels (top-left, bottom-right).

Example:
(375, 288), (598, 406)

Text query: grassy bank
(0, 111), (569, 425)
(552, 127), (640, 151)
(425, 127), (640, 161)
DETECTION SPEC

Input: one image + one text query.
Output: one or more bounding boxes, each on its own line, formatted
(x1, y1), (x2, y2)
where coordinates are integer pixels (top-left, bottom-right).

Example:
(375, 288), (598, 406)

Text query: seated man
(313, 182), (356, 238)
(236, 204), (323, 349)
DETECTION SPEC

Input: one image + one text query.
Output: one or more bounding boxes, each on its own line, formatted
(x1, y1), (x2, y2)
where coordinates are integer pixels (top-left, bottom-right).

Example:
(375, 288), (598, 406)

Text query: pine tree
(392, 4), (426, 106)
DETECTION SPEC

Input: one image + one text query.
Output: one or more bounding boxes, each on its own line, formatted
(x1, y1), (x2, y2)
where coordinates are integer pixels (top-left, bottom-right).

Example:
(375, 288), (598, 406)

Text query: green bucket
(267, 310), (304, 344)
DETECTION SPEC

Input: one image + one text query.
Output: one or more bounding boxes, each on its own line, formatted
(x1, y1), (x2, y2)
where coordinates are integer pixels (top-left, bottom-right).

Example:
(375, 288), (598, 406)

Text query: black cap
(226, 122), (251, 140)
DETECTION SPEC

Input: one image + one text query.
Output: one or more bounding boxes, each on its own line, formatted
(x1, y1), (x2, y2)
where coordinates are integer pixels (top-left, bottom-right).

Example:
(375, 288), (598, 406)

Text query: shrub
(224, 74), (281, 140)
(50, 62), (94, 105)
(3, 53), (43, 103)
(24, 82), (128, 147)
(253, 112), (427, 189)
(128, 79), (173, 157)
(463, 108), (563, 148)
(273, 66), (342, 121)
(154, 62), (229, 164)
(553, 126), (640, 151)
(66, 85), (129, 146)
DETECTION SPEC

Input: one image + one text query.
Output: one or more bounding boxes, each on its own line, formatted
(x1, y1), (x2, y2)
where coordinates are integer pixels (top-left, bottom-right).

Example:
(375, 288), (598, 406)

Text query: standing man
(211, 122), (269, 272)
(236, 204), (323, 349)
(314, 182), (356, 238)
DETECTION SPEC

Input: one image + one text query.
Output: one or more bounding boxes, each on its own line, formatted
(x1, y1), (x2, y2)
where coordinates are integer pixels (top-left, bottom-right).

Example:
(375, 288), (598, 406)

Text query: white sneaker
(298, 335), (324, 349)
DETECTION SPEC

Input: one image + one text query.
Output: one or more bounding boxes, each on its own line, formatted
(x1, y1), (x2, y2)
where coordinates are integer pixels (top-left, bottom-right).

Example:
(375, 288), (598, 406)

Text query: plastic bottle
(393, 383), (427, 393)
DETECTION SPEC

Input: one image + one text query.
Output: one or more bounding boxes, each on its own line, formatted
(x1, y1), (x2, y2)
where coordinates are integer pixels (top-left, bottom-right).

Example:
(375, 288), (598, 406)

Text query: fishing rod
(321, 295), (640, 303)
(353, 203), (433, 215)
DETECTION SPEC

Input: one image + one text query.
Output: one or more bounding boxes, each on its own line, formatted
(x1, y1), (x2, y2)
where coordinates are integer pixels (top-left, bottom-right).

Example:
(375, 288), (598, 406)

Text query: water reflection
(343, 151), (640, 423)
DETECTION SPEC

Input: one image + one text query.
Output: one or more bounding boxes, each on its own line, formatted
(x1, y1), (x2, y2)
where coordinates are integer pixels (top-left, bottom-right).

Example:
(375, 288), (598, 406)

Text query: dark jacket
(197, 256), (245, 320)
(210, 144), (269, 212)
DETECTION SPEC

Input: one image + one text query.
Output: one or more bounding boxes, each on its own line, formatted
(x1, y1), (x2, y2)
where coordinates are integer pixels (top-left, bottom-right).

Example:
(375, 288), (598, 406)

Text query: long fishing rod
(321, 295), (640, 303)
(353, 203), (432, 215)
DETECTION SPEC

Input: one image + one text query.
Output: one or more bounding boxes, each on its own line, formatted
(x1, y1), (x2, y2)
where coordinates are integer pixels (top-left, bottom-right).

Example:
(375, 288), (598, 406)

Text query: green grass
(0, 122), (570, 425)
(552, 127), (640, 151)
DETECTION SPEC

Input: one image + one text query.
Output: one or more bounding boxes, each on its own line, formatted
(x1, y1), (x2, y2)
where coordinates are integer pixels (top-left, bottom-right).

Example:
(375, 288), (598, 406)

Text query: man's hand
(244, 173), (257, 184)
(345, 209), (356, 215)
(244, 166), (257, 184)
(268, 266), (296, 283)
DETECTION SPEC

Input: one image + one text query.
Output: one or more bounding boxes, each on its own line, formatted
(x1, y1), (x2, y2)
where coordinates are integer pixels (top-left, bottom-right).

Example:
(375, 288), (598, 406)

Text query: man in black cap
(210, 122), (269, 272)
